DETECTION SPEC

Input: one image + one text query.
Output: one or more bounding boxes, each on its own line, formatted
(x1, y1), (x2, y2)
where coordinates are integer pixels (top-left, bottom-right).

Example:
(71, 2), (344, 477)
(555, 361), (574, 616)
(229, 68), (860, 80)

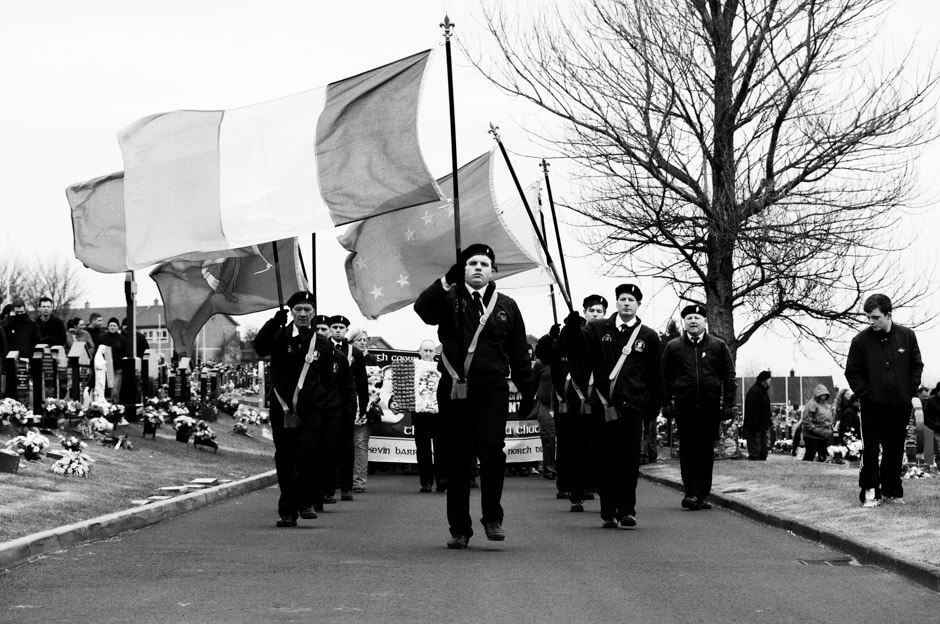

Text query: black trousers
(336, 413), (354, 493)
(318, 413), (340, 499)
(592, 404), (643, 520)
(438, 376), (509, 538)
(413, 411), (446, 488)
(859, 399), (910, 500)
(675, 406), (719, 501)
(270, 405), (320, 518)
(745, 428), (769, 460)
(556, 388), (594, 501)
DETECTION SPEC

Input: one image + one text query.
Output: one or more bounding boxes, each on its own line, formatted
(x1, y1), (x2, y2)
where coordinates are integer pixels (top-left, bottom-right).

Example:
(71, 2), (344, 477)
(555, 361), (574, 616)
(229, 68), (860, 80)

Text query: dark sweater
(845, 323), (923, 405)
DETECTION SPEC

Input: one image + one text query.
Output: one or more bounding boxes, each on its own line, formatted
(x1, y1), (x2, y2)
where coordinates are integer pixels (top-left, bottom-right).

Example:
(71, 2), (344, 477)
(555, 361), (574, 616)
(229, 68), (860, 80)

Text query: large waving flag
(119, 50), (441, 270)
(340, 150), (547, 318)
(67, 172), (257, 273)
(150, 239), (306, 355)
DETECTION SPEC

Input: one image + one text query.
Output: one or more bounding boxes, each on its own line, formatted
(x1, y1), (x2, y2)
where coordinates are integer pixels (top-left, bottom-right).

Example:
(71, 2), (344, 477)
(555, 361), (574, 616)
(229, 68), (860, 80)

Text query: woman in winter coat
(801, 384), (833, 461)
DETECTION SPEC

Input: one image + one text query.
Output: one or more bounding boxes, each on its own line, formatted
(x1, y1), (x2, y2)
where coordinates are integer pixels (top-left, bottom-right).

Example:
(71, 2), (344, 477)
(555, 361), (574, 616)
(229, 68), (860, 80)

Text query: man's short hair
(38, 296), (53, 306)
(863, 293), (892, 316)
(12, 299), (26, 309)
(67, 317), (80, 329)
(89, 312), (102, 322)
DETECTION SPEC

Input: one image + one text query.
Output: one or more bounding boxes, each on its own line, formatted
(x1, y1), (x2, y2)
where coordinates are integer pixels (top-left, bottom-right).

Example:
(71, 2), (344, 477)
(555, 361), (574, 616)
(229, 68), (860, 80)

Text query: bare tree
(476, 0), (936, 358)
(1, 253), (86, 315)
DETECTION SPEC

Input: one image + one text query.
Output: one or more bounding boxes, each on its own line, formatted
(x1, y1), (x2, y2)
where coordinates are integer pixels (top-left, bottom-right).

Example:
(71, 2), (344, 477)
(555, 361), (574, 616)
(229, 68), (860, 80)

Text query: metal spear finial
(440, 15), (455, 40)
(488, 122), (500, 141)
(540, 158), (550, 173)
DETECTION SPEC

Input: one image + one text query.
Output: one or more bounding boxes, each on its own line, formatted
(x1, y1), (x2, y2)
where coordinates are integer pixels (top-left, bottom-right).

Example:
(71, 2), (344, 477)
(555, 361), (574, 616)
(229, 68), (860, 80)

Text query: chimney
(154, 298), (159, 305)
(84, 300), (90, 309)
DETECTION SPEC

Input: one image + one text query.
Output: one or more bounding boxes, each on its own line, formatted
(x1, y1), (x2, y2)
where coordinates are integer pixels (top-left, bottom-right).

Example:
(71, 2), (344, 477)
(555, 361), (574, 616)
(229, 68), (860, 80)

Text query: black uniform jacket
(568, 313), (662, 421)
(661, 332), (736, 413)
(559, 319), (595, 401)
(327, 348), (357, 423)
(331, 338), (369, 417)
(252, 318), (334, 421)
(844, 323), (923, 405)
(414, 279), (532, 395)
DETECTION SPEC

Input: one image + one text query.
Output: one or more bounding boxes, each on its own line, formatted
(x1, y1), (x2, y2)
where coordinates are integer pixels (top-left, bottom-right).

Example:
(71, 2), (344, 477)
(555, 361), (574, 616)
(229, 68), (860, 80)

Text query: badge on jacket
(634, 339), (645, 353)
(305, 350), (319, 364)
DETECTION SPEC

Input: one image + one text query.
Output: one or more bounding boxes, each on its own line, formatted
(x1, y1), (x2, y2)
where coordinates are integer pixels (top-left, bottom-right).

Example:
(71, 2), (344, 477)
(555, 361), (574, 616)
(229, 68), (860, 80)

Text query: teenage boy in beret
(325, 313), (368, 502)
(415, 243), (534, 549)
(661, 304), (736, 511)
(564, 283), (662, 529)
(252, 291), (335, 527)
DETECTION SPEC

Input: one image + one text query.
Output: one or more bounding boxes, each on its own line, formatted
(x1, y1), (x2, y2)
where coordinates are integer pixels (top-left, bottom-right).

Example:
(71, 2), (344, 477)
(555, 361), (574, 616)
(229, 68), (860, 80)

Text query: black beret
(314, 314), (331, 327)
(582, 294), (608, 310)
(329, 315), (350, 327)
(107, 317), (120, 326)
(461, 243), (497, 269)
(615, 283), (642, 302)
(680, 304), (706, 318)
(757, 370), (772, 383)
(286, 291), (316, 309)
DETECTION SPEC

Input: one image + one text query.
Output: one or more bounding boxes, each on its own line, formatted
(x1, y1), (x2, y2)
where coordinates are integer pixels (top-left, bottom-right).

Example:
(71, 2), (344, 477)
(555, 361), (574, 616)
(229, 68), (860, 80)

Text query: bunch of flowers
(51, 454), (91, 477)
(0, 397), (29, 425)
(168, 403), (191, 420)
(87, 416), (114, 435)
(214, 394), (241, 416)
(5, 431), (51, 460)
(771, 439), (793, 454)
(233, 417), (251, 435)
(146, 395), (172, 411)
(903, 464), (931, 479)
(173, 414), (197, 432)
(186, 398), (218, 422)
(192, 420), (216, 442)
(43, 399), (83, 420)
(60, 435), (87, 453)
(82, 400), (126, 425)
(234, 406), (268, 426)
(142, 406), (167, 427)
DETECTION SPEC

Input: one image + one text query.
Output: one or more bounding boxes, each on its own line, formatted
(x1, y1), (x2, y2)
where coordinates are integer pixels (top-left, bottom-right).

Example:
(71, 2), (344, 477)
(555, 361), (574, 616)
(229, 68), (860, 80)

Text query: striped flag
(340, 150), (547, 318)
(119, 50), (441, 270)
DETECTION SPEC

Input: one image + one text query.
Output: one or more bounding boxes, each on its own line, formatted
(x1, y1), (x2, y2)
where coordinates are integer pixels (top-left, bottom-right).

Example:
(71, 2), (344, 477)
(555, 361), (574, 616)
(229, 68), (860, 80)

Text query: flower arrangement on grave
(0, 397), (28, 425)
(5, 431), (51, 460)
(902, 464), (931, 479)
(142, 406), (166, 428)
(86, 415), (113, 435)
(234, 406), (268, 426)
(214, 393), (241, 416)
(61, 435), (87, 453)
(192, 421), (216, 442)
(168, 403), (190, 420)
(51, 453), (91, 477)
(44, 398), (82, 420)
(232, 416), (251, 436)
(82, 400), (126, 426)
(771, 438), (793, 454)
(173, 414), (197, 432)
(186, 398), (218, 423)
(146, 395), (172, 412)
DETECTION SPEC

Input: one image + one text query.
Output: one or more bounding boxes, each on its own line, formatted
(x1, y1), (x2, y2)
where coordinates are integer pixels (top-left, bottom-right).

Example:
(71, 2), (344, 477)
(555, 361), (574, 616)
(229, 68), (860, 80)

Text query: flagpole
(488, 124), (573, 312)
(441, 15), (461, 262)
(311, 233), (318, 307)
(270, 241), (284, 314)
(540, 159), (572, 305)
(539, 209), (558, 325)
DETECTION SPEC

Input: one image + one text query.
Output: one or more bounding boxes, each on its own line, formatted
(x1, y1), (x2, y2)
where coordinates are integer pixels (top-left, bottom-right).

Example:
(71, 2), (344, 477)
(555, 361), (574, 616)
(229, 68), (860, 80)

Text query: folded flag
(150, 238), (306, 355)
(119, 50), (441, 270)
(340, 150), (547, 318)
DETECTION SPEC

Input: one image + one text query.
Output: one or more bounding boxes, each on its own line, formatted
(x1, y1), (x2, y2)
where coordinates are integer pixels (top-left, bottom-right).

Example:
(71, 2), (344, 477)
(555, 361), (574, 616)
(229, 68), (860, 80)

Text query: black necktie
(472, 291), (485, 316)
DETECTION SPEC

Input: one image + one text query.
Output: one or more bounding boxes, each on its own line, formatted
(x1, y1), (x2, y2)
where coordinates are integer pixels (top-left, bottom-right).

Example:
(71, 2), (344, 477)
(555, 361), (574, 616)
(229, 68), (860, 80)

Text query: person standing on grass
(743, 371), (773, 460)
(800, 384), (833, 462)
(251, 292), (334, 527)
(844, 293), (923, 508)
(923, 383), (940, 471)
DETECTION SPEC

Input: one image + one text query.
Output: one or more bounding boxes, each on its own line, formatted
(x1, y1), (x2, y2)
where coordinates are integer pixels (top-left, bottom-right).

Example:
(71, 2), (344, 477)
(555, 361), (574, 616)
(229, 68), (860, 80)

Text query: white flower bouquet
(5, 431), (51, 460)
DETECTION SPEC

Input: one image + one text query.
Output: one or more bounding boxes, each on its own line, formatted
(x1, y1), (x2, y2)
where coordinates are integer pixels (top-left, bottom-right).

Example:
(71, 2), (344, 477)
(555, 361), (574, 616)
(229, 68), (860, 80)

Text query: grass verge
(0, 412), (274, 544)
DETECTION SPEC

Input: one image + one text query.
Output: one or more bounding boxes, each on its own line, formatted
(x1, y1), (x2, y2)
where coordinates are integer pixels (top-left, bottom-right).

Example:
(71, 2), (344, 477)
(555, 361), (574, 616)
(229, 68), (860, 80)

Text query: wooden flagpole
(540, 159), (572, 305)
(271, 241), (284, 317)
(441, 15), (462, 262)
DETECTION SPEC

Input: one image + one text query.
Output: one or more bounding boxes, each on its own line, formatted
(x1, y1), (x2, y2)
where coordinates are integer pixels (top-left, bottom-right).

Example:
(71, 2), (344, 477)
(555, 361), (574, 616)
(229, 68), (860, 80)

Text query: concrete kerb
(640, 468), (940, 593)
(0, 469), (277, 572)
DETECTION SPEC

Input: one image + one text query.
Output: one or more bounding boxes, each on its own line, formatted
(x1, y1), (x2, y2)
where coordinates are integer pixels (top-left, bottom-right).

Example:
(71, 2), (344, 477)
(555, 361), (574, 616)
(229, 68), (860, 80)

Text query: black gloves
(565, 310), (581, 327)
(445, 263), (464, 286)
(549, 324), (561, 338)
(273, 308), (289, 326)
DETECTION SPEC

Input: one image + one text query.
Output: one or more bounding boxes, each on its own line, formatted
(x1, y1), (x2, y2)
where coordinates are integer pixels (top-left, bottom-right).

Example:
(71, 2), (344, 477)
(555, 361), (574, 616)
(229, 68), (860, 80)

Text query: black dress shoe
(681, 496), (700, 511)
(556, 490), (570, 500)
(323, 496), (337, 505)
(602, 518), (618, 529)
(276, 516), (297, 528)
(420, 484), (433, 493)
(341, 491), (354, 501)
(483, 521), (506, 541)
(619, 515), (637, 528)
(299, 507), (318, 519)
(436, 481), (448, 492)
(697, 498), (712, 510)
(570, 501), (584, 513)
(447, 534), (469, 549)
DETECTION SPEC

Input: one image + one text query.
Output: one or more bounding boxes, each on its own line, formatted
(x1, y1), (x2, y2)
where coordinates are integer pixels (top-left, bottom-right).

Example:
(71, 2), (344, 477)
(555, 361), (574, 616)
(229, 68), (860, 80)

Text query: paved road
(2, 472), (936, 623)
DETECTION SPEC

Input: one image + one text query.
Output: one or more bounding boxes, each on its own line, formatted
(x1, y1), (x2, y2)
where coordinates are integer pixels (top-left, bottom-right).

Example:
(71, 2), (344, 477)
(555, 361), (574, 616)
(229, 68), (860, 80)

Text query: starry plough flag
(340, 150), (545, 318)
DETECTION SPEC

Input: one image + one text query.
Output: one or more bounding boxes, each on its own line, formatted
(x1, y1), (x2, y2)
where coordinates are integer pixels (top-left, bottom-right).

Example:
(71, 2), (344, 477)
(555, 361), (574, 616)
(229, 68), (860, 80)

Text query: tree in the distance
(476, 0), (937, 358)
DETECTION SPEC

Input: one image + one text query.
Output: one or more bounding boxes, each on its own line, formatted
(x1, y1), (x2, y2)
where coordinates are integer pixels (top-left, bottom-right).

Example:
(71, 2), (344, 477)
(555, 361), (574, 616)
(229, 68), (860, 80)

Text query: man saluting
(415, 244), (533, 549)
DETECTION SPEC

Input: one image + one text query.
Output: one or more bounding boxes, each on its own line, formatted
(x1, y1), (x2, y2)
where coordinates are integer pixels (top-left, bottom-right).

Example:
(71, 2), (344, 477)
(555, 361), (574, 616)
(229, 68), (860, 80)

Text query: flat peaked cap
(329, 315), (351, 327)
(582, 294), (608, 309)
(680, 304), (707, 318)
(615, 283), (642, 301)
(461, 243), (497, 267)
(286, 291), (316, 309)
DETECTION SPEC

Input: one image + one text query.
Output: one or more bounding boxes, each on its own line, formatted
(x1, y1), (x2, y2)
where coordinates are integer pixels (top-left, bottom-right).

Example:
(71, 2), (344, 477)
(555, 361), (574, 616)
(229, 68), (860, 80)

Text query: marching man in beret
(415, 243), (534, 549)
(252, 291), (335, 527)
(564, 283), (662, 529)
(326, 313), (369, 502)
(661, 304), (736, 511)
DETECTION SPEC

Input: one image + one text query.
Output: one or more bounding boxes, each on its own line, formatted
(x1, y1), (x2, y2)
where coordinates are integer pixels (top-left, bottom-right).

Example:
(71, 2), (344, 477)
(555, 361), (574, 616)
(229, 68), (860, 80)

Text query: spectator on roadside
(531, 334), (557, 480)
(845, 293), (923, 507)
(3, 300), (41, 357)
(923, 383), (940, 471)
(348, 327), (376, 494)
(743, 371), (772, 460)
(801, 384), (833, 462)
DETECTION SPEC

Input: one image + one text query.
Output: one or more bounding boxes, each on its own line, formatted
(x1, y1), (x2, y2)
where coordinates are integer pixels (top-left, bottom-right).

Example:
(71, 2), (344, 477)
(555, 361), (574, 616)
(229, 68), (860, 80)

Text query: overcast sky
(2, 0), (938, 386)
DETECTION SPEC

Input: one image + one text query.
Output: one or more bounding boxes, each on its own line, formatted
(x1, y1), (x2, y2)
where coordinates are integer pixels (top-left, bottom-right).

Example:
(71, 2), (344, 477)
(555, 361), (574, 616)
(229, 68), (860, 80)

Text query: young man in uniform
(661, 304), (736, 511)
(844, 293), (923, 507)
(564, 284), (662, 529)
(327, 314), (368, 502)
(251, 292), (334, 527)
(415, 243), (533, 549)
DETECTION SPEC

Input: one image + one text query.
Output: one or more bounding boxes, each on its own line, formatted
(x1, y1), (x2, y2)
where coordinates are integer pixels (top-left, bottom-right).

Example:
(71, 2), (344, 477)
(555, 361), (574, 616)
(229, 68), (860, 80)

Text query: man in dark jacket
(844, 293), (923, 507)
(326, 314), (368, 502)
(662, 304), (736, 511)
(743, 371), (773, 460)
(314, 314), (356, 507)
(252, 291), (334, 527)
(3, 301), (41, 357)
(415, 243), (534, 549)
(923, 383), (940, 471)
(35, 297), (67, 348)
(564, 283), (662, 529)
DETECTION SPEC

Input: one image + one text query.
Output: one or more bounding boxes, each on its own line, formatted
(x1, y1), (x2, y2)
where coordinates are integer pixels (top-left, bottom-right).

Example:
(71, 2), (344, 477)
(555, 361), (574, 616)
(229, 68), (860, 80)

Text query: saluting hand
(445, 263), (464, 287)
